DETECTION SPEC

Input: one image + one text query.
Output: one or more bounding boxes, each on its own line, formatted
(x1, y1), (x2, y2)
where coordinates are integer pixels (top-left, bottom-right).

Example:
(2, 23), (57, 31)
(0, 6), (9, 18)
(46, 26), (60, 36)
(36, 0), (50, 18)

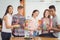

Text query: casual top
(2, 13), (12, 33)
(52, 16), (60, 38)
(41, 18), (52, 31)
(12, 14), (26, 36)
(27, 17), (39, 36)
(28, 17), (38, 31)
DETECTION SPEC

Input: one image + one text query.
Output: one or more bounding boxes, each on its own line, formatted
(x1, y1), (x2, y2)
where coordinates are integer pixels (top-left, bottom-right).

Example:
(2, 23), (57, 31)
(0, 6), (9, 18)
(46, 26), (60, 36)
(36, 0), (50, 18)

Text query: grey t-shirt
(52, 16), (60, 38)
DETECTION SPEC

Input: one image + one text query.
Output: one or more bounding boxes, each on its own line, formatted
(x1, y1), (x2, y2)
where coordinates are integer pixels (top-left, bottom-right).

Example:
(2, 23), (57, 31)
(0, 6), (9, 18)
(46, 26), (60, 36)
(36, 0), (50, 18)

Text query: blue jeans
(1, 32), (11, 40)
(33, 31), (38, 37)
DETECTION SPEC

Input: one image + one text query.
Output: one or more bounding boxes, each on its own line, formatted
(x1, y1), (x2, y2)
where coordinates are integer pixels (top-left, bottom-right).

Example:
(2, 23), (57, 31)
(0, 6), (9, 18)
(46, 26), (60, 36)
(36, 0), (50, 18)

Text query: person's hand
(23, 23), (25, 27)
(46, 24), (52, 31)
(25, 27), (28, 30)
(47, 27), (53, 31)
(13, 24), (20, 28)
(37, 27), (41, 30)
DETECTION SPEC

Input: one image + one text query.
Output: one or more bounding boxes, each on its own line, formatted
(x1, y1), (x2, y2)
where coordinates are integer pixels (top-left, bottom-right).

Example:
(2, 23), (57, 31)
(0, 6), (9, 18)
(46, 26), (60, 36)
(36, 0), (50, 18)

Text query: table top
(10, 37), (60, 40)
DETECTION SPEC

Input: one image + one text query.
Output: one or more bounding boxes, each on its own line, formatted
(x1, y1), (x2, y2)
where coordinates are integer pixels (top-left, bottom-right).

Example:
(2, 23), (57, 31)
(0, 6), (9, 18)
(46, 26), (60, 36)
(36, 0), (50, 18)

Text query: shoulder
(12, 14), (18, 18)
(55, 16), (58, 19)
(3, 15), (8, 21)
(54, 16), (58, 21)
(56, 16), (60, 25)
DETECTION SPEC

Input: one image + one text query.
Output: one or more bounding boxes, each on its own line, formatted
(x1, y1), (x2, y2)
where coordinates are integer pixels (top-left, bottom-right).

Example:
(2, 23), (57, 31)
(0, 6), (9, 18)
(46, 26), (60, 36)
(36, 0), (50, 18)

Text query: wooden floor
(10, 37), (59, 40)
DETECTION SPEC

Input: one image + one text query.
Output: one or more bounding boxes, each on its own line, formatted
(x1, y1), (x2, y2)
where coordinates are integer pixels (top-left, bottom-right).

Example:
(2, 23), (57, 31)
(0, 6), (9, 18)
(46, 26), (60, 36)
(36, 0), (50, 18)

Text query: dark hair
(43, 9), (50, 18)
(18, 6), (24, 9)
(32, 10), (39, 16)
(20, 0), (22, 2)
(49, 5), (56, 11)
(3, 5), (13, 17)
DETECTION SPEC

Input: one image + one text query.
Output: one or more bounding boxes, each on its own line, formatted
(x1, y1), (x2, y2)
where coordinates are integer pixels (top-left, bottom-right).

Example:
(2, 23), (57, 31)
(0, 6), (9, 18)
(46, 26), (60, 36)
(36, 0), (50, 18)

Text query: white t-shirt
(28, 17), (38, 30)
(2, 14), (12, 33)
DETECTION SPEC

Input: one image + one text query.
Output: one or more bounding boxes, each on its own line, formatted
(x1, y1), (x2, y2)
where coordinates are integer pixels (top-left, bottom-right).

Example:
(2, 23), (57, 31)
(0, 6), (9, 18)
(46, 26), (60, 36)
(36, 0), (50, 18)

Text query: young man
(12, 6), (26, 37)
(49, 5), (60, 38)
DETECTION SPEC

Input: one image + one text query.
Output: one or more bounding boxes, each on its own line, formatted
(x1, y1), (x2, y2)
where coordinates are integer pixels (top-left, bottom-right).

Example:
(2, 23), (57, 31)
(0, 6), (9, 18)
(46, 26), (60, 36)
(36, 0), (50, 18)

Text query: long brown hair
(3, 5), (13, 17)
(43, 9), (50, 18)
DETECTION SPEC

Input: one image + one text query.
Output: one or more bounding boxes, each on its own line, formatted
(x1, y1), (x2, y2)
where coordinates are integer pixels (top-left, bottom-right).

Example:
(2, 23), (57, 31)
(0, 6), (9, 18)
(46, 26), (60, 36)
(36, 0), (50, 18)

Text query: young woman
(41, 9), (52, 33)
(28, 10), (39, 37)
(1, 5), (19, 40)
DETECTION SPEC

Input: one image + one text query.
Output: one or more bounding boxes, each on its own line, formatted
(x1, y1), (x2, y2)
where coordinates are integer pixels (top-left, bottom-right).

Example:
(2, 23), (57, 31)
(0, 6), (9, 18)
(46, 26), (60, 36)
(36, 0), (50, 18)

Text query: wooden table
(10, 37), (59, 40)
(0, 25), (2, 32)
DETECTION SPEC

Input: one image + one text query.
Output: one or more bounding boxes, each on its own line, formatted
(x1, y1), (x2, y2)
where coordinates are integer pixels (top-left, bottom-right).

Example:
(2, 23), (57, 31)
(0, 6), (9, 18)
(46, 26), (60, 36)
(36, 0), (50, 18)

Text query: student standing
(1, 5), (19, 40)
(12, 6), (26, 37)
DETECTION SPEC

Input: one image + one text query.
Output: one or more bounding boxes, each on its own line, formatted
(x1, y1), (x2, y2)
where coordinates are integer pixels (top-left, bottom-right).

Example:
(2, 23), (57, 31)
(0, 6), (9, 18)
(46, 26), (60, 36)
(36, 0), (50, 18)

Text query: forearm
(6, 25), (13, 29)
(6, 24), (20, 29)
(52, 28), (60, 32)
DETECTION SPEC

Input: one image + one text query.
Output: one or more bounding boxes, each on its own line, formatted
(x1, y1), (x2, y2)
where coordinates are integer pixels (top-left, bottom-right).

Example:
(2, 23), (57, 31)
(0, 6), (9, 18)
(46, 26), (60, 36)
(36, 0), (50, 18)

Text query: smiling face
(45, 11), (50, 18)
(49, 5), (56, 16)
(49, 9), (56, 16)
(33, 11), (39, 18)
(17, 6), (24, 15)
(18, 8), (23, 15)
(8, 7), (13, 14)
(44, 9), (50, 18)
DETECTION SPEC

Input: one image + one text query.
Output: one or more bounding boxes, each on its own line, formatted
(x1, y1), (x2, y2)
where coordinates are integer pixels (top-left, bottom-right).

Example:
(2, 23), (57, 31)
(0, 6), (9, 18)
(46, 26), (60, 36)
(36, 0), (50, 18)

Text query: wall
(25, 0), (60, 21)
(0, 0), (20, 18)
(0, 0), (60, 20)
